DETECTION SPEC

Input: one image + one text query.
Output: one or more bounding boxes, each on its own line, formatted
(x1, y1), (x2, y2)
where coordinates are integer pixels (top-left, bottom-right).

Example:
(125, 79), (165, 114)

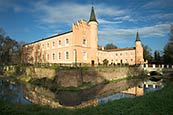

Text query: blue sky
(0, 0), (173, 53)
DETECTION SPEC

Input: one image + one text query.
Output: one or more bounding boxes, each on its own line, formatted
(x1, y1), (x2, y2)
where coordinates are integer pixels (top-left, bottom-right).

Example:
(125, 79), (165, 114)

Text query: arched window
(83, 39), (87, 45)
(52, 53), (55, 60)
(58, 40), (61, 47)
(58, 52), (61, 59)
(65, 38), (69, 45)
(65, 51), (69, 59)
(47, 43), (49, 48)
(52, 41), (55, 47)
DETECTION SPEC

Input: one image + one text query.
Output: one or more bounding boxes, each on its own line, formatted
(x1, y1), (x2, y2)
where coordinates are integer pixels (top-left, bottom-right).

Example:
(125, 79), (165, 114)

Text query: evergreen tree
(143, 45), (153, 63)
(154, 50), (161, 64)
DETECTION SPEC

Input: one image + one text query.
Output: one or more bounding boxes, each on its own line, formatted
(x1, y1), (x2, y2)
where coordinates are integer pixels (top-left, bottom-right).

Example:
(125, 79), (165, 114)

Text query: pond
(0, 77), (164, 108)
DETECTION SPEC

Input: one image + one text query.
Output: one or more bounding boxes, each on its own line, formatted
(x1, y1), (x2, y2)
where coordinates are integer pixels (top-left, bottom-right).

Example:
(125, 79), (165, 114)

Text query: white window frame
(65, 51), (69, 60)
(52, 53), (55, 60)
(58, 40), (61, 48)
(58, 52), (61, 60)
(52, 41), (55, 47)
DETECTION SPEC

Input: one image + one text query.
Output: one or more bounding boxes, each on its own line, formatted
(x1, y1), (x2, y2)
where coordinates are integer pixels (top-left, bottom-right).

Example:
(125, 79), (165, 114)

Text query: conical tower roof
(88, 6), (98, 23)
(136, 32), (141, 41)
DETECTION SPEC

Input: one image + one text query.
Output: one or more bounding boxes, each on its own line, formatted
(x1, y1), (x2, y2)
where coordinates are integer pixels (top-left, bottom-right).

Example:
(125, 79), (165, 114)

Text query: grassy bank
(0, 82), (173, 115)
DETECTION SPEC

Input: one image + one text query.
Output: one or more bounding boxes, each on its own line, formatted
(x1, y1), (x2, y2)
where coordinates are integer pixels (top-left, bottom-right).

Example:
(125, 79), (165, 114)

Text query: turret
(88, 6), (98, 65)
(88, 6), (98, 49)
(135, 32), (144, 64)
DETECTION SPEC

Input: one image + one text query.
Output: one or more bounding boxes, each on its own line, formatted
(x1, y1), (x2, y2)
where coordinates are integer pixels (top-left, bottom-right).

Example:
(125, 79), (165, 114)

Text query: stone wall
(23, 66), (143, 87)
(25, 67), (55, 79)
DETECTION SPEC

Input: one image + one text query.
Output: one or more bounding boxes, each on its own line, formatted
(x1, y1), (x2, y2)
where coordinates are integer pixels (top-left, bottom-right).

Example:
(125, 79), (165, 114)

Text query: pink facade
(22, 7), (144, 65)
(98, 48), (136, 65)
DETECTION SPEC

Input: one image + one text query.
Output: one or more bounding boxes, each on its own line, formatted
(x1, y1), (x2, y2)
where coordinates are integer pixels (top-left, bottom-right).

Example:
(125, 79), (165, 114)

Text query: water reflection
(0, 78), (164, 108)
(0, 79), (30, 104)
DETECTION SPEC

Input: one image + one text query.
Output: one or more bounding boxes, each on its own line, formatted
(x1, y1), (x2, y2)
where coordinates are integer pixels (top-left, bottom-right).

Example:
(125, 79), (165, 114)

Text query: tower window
(83, 39), (87, 46)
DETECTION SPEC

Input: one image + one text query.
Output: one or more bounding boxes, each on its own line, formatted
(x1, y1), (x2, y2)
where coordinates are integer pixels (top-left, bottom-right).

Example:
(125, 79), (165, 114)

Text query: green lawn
(0, 82), (173, 115)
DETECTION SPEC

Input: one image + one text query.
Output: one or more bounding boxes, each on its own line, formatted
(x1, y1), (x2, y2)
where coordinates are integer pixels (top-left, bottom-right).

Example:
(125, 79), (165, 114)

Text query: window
(65, 38), (69, 45)
(52, 42), (55, 47)
(65, 51), (69, 59)
(42, 44), (44, 49)
(83, 39), (87, 45)
(47, 43), (49, 48)
(38, 56), (40, 60)
(58, 40), (61, 47)
(83, 52), (87, 60)
(38, 45), (40, 50)
(58, 52), (61, 59)
(52, 53), (55, 60)
(42, 55), (44, 61)
(47, 54), (49, 60)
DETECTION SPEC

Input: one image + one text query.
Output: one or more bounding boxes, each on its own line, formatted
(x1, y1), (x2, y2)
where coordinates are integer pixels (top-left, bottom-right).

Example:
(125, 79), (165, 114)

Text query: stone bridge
(141, 64), (173, 75)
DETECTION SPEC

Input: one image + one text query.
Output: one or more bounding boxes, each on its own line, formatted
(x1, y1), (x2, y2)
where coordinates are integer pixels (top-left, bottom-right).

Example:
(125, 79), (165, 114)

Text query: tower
(88, 6), (98, 49)
(135, 32), (144, 64)
(88, 6), (98, 65)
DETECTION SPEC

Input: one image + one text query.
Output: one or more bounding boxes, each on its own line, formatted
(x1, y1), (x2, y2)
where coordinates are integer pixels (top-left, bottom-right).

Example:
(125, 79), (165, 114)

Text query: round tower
(135, 32), (144, 64)
(88, 6), (98, 65)
(88, 6), (98, 49)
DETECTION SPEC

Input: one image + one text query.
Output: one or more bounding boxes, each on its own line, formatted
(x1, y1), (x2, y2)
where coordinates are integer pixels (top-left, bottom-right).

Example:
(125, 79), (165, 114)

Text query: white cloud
(30, 1), (128, 25)
(114, 16), (136, 22)
(99, 23), (170, 43)
(98, 19), (122, 24)
(28, 1), (170, 47)
(142, 0), (173, 9)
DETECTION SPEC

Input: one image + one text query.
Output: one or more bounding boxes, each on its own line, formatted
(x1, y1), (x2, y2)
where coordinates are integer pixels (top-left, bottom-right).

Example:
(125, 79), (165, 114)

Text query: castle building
(22, 6), (144, 65)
